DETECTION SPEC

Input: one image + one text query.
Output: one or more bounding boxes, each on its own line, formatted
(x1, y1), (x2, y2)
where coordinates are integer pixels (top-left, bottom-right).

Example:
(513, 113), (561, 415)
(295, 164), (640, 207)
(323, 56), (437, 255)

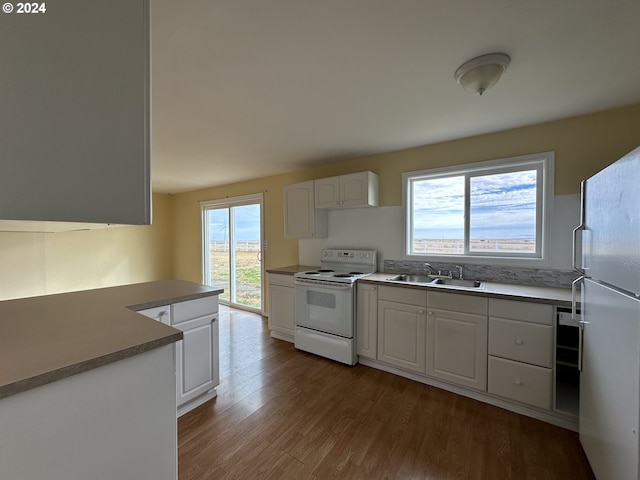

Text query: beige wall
(1, 103), (638, 303)
(173, 103), (640, 287)
(0, 193), (174, 301)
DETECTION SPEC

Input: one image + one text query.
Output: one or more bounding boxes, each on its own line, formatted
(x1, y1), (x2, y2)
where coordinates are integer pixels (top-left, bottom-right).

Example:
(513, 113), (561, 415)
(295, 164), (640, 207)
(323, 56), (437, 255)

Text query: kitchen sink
(386, 274), (433, 283)
(429, 277), (483, 288)
(387, 274), (483, 289)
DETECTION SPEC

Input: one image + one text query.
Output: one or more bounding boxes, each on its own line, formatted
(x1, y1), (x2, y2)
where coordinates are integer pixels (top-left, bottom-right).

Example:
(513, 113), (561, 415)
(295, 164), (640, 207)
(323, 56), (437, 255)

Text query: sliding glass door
(202, 194), (263, 312)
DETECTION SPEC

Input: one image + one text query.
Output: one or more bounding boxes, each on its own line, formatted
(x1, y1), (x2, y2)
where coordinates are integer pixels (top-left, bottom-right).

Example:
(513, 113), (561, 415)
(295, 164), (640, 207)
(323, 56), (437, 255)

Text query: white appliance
(294, 249), (377, 365)
(573, 146), (640, 480)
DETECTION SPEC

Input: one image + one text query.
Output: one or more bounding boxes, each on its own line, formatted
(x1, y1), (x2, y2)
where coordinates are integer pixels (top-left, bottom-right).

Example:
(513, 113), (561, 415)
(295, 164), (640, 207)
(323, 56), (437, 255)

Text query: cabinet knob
(419, 310), (425, 315)
(515, 380), (524, 386)
(515, 338), (524, 345)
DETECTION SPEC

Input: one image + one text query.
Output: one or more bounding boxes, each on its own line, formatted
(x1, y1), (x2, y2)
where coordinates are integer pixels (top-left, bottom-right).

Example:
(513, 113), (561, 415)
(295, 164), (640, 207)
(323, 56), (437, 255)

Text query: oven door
(294, 279), (354, 338)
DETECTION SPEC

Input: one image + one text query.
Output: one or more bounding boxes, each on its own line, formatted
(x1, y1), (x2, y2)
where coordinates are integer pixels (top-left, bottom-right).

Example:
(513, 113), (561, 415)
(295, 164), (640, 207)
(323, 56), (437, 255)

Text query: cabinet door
(427, 308), (487, 390)
(174, 314), (219, 408)
(356, 283), (378, 359)
(315, 176), (340, 208)
(340, 172), (372, 208)
(268, 283), (295, 339)
(284, 181), (327, 238)
(377, 300), (426, 374)
(0, 0), (150, 226)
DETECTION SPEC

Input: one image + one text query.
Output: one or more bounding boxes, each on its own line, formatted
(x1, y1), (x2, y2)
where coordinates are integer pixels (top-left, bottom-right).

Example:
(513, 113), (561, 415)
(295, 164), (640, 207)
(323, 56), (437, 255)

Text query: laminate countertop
(267, 266), (573, 307)
(0, 280), (223, 400)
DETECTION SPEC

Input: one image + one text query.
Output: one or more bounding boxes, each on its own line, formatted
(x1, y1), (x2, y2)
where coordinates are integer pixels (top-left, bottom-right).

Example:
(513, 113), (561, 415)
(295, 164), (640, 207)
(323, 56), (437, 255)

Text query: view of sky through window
(410, 168), (538, 255)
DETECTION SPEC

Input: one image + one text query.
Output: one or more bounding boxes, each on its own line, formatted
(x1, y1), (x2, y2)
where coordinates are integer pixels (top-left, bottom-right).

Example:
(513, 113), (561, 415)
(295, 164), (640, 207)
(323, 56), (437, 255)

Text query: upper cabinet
(284, 181), (328, 238)
(0, 0), (151, 231)
(315, 172), (379, 209)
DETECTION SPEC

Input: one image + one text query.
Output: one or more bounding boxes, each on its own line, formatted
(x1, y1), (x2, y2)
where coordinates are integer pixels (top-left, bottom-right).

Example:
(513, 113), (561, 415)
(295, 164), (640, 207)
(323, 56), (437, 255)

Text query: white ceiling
(150, 0), (640, 194)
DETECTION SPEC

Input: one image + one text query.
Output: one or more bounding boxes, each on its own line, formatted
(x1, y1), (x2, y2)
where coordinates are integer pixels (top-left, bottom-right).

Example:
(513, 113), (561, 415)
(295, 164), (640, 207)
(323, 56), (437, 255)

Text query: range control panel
(320, 249), (377, 267)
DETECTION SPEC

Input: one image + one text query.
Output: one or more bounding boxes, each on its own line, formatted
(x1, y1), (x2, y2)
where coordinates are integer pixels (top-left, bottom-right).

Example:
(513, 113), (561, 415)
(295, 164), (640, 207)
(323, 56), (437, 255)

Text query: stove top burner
(317, 269), (334, 273)
(333, 273), (354, 278)
(349, 271), (364, 275)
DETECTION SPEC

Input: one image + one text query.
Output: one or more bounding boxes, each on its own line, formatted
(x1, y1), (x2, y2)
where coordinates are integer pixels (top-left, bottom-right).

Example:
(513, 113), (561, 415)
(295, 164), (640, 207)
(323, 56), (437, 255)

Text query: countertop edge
(0, 280), (222, 400)
(0, 332), (182, 400)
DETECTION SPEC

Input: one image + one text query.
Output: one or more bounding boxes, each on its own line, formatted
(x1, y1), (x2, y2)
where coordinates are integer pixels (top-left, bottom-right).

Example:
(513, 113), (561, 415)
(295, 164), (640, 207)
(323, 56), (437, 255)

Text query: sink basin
(430, 278), (483, 288)
(386, 274), (432, 283)
(387, 274), (483, 288)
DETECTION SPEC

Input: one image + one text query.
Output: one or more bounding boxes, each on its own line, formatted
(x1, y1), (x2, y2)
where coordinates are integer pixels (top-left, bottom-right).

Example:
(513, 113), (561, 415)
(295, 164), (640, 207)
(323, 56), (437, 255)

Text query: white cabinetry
(0, 0), (150, 229)
(284, 181), (328, 238)
(487, 299), (553, 410)
(268, 273), (295, 342)
(314, 171), (379, 209)
(356, 283), (378, 359)
(426, 292), (488, 391)
(137, 305), (170, 325)
(377, 286), (427, 374)
(172, 296), (219, 416)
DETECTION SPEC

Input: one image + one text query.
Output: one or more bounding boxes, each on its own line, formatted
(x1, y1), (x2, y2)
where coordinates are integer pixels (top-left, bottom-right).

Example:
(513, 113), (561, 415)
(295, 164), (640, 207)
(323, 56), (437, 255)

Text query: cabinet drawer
(489, 318), (553, 367)
(172, 296), (218, 325)
(488, 356), (552, 410)
(378, 286), (426, 306)
(268, 273), (295, 288)
(488, 299), (553, 325)
(428, 291), (487, 315)
(137, 305), (170, 325)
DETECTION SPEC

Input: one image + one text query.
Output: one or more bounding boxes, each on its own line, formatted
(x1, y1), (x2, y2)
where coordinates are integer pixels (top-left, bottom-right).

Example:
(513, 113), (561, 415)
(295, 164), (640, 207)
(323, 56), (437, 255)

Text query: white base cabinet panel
(174, 314), (219, 413)
(268, 273), (295, 341)
(171, 296), (219, 416)
(377, 300), (427, 374)
(427, 308), (487, 391)
(356, 283), (378, 359)
(0, 346), (177, 480)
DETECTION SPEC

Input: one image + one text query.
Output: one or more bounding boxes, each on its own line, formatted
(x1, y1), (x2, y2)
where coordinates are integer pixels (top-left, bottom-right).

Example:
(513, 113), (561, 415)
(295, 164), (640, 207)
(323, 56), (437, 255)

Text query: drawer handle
(515, 338), (524, 345)
(515, 380), (524, 387)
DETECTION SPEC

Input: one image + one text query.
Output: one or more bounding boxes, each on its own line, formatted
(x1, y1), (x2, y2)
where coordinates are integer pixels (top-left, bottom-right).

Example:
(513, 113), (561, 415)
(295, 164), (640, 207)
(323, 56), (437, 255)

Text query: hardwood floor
(178, 306), (594, 479)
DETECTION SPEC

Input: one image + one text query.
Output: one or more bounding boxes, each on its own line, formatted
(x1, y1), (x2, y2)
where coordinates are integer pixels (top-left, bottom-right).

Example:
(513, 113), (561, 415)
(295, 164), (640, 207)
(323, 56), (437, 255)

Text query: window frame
(402, 152), (554, 266)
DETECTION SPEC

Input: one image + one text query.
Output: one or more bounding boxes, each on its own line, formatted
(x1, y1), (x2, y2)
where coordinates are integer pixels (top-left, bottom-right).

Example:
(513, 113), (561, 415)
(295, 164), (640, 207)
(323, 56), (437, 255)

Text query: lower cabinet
(139, 295), (220, 417)
(172, 297), (220, 416)
(487, 299), (554, 410)
(377, 286), (427, 374)
(426, 292), (488, 391)
(268, 273), (295, 341)
(356, 282), (568, 428)
(488, 356), (552, 410)
(356, 283), (378, 359)
(173, 314), (219, 414)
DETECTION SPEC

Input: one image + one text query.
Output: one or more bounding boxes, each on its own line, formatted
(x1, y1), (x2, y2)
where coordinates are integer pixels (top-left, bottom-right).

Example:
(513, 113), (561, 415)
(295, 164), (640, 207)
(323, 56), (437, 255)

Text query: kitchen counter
(267, 266), (572, 306)
(0, 279), (223, 399)
(266, 264), (318, 275)
(361, 273), (572, 306)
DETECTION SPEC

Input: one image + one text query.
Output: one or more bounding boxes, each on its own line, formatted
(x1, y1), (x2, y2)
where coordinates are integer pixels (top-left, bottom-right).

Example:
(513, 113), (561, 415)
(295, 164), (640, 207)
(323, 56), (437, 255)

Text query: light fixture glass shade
(454, 53), (511, 95)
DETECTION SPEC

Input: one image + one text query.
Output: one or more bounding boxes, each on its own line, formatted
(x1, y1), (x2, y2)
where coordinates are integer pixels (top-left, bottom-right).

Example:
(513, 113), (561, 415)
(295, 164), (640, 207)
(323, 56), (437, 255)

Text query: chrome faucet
(455, 265), (464, 280)
(424, 263), (437, 275)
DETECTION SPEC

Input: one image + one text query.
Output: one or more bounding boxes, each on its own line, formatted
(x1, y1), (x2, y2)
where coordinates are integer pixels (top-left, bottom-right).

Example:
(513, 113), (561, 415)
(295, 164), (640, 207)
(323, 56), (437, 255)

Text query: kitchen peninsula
(0, 280), (222, 480)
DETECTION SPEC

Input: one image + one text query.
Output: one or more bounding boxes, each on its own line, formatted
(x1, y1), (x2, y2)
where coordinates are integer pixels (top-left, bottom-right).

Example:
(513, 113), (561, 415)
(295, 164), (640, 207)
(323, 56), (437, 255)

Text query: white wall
(299, 194), (580, 270)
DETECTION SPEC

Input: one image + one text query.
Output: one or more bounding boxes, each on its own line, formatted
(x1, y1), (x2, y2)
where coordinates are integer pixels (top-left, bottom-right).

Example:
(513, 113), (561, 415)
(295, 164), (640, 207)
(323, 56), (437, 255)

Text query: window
(403, 152), (554, 261)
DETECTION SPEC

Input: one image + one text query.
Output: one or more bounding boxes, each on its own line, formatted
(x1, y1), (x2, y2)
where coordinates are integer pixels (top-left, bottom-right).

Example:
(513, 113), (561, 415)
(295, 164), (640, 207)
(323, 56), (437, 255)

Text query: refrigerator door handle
(571, 275), (584, 323)
(572, 275), (587, 371)
(572, 180), (586, 273)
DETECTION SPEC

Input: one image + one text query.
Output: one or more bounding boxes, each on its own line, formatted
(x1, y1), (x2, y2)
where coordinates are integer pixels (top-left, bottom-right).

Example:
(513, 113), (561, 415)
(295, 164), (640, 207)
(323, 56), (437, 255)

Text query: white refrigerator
(574, 146), (640, 480)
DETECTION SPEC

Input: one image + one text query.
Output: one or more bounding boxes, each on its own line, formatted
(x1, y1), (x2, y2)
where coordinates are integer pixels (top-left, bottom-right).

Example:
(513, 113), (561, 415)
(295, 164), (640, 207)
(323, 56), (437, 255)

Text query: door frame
(200, 193), (265, 314)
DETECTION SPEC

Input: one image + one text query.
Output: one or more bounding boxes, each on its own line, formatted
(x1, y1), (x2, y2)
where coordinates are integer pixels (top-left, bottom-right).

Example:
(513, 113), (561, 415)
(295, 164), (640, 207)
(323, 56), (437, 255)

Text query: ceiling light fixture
(454, 53), (511, 95)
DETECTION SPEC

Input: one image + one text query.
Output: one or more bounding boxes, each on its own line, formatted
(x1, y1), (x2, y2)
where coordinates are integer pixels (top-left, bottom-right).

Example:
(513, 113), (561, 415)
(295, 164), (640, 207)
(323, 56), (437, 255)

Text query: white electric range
(293, 249), (377, 365)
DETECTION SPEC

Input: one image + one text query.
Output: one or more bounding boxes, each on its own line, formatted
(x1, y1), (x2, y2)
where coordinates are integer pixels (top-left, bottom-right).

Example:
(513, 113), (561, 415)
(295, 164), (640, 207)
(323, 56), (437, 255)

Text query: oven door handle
(294, 279), (353, 290)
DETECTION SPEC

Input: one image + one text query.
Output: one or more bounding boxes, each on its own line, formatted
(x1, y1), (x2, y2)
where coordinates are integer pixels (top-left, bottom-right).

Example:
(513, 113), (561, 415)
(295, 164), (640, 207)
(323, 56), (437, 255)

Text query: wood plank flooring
(178, 306), (595, 479)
